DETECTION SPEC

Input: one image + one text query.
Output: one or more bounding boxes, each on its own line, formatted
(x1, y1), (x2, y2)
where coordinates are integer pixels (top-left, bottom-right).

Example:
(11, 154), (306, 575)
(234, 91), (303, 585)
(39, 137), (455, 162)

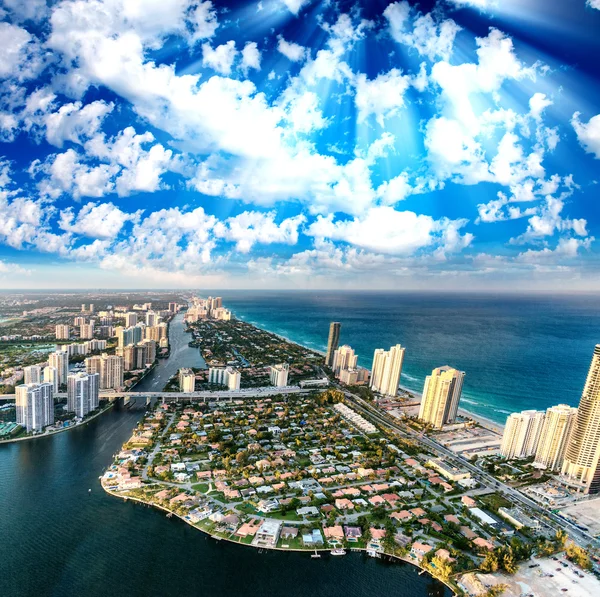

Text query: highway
(342, 390), (596, 549)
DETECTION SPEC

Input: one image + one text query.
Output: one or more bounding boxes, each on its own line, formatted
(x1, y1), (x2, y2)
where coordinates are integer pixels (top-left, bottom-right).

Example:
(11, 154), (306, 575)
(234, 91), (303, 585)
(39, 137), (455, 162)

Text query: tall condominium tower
(500, 410), (546, 460)
(55, 324), (70, 340)
(67, 372), (99, 419)
(43, 366), (59, 393)
(79, 322), (94, 339)
(370, 344), (405, 397)
(270, 363), (289, 387)
(23, 365), (43, 385)
(562, 345), (600, 493)
(16, 383), (54, 432)
(418, 366), (465, 429)
(332, 345), (358, 376)
(534, 404), (577, 471)
(125, 312), (138, 327)
(85, 354), (124, 390)
(325, 322), (341, 367)
(49, 350), (68, 386)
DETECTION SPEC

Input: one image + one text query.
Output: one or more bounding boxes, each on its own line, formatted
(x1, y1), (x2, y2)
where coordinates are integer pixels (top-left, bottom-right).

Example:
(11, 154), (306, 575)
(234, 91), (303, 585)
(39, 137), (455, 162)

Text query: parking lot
(497, 555), (600, 597)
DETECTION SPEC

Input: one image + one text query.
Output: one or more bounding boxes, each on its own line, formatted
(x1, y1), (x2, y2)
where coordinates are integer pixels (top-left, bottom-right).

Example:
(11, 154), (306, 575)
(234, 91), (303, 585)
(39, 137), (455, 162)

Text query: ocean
(222, 291), (600, 425)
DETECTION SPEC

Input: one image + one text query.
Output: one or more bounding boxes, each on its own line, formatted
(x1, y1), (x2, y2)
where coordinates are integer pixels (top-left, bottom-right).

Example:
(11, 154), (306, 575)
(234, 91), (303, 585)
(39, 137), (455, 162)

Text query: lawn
(192, 483), (209, 493)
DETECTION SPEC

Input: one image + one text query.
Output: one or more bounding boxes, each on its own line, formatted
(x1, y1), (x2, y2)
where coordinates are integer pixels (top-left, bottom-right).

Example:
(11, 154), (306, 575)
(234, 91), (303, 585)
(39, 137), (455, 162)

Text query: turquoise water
(223, 291), (600, 424)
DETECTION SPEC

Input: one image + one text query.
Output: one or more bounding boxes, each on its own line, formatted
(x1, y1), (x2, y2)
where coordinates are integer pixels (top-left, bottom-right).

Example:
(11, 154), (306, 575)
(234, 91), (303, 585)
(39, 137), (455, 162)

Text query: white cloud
(59, 202), (137, 239)
(187, 1), (219, 43)
(241, 42), (261, 73)
(517, 237), (594, 263)
(214, 211), (306, 253)
(277, 36), (307, 62)
(446, 0), (494, 8)
(529, 93), (552, 122)
(587, 0), (600, 10)
(384, 2), (460, 61)
(202, 40), (238, 75)
(307, 206), (472, 256)
(572, 112), (600, 159)
(279, 90), (326, 134)
(45, 100), (114, 147)
(355, 69), (410, 125)
(0, 22), (47, 80)
(280, 0), (311, 15)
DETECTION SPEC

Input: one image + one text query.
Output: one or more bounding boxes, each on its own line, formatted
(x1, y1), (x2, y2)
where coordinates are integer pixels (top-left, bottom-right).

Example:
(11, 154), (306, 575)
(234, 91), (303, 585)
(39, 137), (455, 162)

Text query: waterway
(134, 313), (206, 392)
(0, 311), (450, 597)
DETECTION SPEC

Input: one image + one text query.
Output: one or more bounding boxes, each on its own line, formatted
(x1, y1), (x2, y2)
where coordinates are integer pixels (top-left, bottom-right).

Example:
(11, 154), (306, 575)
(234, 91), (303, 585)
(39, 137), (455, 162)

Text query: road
(340, 389), (595, 549)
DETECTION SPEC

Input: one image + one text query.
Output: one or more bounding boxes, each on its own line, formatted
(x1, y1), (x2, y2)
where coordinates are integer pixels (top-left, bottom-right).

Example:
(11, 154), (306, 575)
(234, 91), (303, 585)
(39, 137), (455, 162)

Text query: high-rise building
(23, 365), (43, 385)
(534, 404), (577, 471)
(85, 354), (123, 390)
(74, 316), (86, 327)
(370, 344), (405, 397)
(80, 322), (94, 339)
(89, 304), (94, 313)
(55, 324), (70, 340)
(49, 350), (68, 386)
(325, 322), (341, 367)
(81, 303), (86, 312)
(332, 345), (358, 377)
(562, 345), (600, 493)
(208, 367), (241, 391)
(270, 363), (289, 387)
(179, 368), (195, 393)
(141, 339), (156, 364)
(67, 372), (99, 418)
(339, 368), (369, 385)
(500, 410), (546, 460)
(43, 366), (59, 393)
(117, 324), (143, 348)
(125, 312), (138, 327)
(169, 302), (178, 313)
(145, 311), (159, 327)
(15, 383), (54, 432)
(418, 366), (466, 429)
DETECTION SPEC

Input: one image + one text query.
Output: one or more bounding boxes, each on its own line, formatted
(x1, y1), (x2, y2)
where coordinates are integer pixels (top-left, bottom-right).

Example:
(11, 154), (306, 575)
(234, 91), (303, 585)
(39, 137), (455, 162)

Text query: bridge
(0, 386), (310, 403)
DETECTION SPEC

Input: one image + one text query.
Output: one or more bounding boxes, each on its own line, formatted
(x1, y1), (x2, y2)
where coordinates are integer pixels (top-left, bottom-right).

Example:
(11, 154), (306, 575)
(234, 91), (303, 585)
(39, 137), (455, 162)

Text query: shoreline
(102, 484), (456, 595)
(0, 402), (114, 445)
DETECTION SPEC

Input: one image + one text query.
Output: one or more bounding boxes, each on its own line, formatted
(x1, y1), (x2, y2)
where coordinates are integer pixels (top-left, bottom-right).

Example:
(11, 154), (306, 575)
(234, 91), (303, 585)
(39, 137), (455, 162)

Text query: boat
(88, 488), (91, 494)
(330, 548), (346, 556)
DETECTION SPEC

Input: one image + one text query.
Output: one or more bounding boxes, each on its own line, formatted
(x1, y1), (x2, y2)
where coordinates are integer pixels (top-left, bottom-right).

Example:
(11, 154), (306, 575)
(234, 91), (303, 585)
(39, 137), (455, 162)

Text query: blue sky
(0, 0), (599, 290)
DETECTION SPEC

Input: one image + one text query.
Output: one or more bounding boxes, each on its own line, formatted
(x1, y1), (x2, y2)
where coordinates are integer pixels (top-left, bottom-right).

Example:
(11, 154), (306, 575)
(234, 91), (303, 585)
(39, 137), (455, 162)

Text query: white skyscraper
(270, 363), (289, 387)
(79, 322), (94, 339)
(370, 344), (405, 397)
(178, 368), (196, 393)
(534, 404), (577, 471)
(500, 410), (546, 460)
(562, 345), (600, 493)
(67, 372), (99, 418)
(55, 324), (70, 340)
(23, 365), (43, 385)
(43, 366), (59, 393)
(145, 311), (159, 327)
(49, 350), (69, 386)
(125, 312), (138, 327)
(208, 367), (241, 391)
(418, 366), (466, 429)
(332, 345), (358, 377)
(15, 383), (54, 432)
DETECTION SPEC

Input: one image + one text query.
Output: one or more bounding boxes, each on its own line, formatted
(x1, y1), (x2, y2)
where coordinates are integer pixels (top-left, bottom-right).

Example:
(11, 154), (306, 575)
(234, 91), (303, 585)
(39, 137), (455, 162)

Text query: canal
(0, 313), (451, 597)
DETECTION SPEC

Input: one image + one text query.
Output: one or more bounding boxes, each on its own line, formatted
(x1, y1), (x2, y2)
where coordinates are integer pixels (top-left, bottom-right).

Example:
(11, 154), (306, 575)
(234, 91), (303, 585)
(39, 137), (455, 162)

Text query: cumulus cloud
(355, 69), (410, 125)
(277, 36), (307, 62)
(0, 22), (48, 81)
(280, 0), (311, 15)
(384, 2), (460, 61)
(45, 100), (114, 147)
(241, 42), (261, 73)
(202, 40), (238, 75)
(59, 202), (137, 239)
(214, 211), (306, 253)
(587, 0), (600, 10)
(572, 112), (600, 158)
(307, 206), (472, 256)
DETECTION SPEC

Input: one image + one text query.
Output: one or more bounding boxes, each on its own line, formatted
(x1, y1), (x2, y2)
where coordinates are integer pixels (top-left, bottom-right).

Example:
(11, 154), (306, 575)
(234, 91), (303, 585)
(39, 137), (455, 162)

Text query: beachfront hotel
(370, 344), (405, 397)
(325, 322), (341, 367)
(561, 345), (600, 493)
(533, 404), (577, 471)
(500, 410), (545, 460)
(15, 382), (54, 433)
(418, 366), (465, 429)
